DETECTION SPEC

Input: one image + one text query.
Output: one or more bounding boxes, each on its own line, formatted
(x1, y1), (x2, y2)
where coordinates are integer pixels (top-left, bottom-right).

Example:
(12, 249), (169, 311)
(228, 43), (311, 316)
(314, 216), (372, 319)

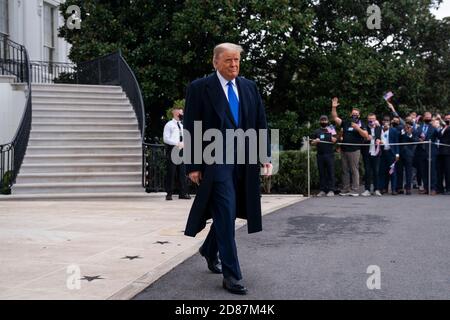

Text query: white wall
(8, 0), (71, 63)
(0, 84), (26, 145)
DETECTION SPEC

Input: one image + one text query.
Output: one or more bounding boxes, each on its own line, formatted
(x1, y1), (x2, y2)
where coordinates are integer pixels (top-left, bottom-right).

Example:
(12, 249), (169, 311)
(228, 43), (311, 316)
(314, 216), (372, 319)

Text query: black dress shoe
(199, 248), (222, 274)
(166, 194), (173, 201)
(223, 277), (248, 295)
(179, 194), (191, 199)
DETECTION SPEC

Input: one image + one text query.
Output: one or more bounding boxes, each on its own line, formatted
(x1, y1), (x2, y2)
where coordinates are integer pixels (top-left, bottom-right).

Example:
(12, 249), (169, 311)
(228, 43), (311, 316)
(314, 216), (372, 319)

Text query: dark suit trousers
(437, 154), (450, 193)
(379, 150), (397, 192)
(362, 150), (380, 191)
(417, 152), (437, 192)
(399, 156), (414, 191)
(200, 172), (242, 281)
(317, 153), (335, 192)
(165, 145), (188, 195)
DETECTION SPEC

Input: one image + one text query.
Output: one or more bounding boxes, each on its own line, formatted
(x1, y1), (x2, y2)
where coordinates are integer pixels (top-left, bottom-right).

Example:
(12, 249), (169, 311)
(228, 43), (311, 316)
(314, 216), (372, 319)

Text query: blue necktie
(423, 125), (428, 135)
(227, 81), (239, 125)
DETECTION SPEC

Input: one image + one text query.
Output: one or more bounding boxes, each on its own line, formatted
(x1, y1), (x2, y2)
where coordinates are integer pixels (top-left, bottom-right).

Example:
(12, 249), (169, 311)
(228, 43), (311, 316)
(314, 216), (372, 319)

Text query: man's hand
(262, 163), (273, 177)
(311, 138), (320, 145)
(332, 97), (339, 108)
(367, 134), (373, 141)
(351, 122), (360, 129)
(396, 155), (400, 161)
(189, 171), (202, 185)
(376, 139), (381, 145)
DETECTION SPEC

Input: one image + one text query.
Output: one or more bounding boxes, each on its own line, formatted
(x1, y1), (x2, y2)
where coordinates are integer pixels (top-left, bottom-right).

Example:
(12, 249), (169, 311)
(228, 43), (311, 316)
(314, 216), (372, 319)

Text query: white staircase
(12, 83), (143, 196)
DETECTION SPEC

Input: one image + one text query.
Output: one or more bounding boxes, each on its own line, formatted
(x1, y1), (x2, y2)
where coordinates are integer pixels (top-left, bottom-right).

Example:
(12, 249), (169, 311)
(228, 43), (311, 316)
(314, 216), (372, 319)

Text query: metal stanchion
(428, 140), (432, 196)
(307, 137), (311, 198)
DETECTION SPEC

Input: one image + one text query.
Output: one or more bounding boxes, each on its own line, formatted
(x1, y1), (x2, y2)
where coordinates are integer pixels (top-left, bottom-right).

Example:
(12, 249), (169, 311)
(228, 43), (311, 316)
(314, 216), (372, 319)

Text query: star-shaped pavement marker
(81, 275), (104, 282)
(154, 241), (170, 245)
(121, 255), (142, 260)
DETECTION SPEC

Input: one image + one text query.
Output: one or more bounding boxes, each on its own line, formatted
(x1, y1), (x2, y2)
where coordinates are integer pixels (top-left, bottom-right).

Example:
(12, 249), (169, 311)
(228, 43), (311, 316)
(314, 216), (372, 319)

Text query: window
(0, 0), (8, 36)
(43, 2), (55, 62)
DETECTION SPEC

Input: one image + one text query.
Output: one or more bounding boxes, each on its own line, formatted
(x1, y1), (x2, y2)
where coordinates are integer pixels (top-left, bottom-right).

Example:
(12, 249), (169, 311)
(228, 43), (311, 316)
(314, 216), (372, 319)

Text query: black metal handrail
(0, 34), (32, 194)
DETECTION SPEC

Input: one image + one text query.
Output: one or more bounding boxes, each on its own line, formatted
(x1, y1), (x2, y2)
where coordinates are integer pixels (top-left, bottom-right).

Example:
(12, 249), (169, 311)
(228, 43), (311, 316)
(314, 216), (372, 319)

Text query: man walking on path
(183, 43), (272, 295)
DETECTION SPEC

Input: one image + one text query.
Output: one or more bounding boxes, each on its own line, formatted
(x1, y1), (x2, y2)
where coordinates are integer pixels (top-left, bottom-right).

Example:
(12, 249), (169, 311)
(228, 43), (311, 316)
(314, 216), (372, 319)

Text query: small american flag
(389, 161), (397, 175)
(327, 126), (337, 135)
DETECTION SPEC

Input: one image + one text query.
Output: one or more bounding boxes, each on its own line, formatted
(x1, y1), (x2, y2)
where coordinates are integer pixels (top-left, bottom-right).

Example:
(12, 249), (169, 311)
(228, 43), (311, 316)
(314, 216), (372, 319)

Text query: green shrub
(0, 171), (13, 195)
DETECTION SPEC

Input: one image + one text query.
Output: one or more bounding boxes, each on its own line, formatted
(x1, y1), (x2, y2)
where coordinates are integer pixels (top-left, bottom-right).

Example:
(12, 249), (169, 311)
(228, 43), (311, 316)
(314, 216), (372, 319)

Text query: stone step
(26, 145), (142, 155)
(20, 162), (142, 173)
(22, 154), (142, 164)
(0, 75), (16, 83)
(32, 96), (128, 104)
(16, 172), (141, 184)
(32, 90), (127, 99)
(12, 182), (143, 195)
(0, 192), (165, 201)
(32, 122), (139, 131)
(32, 101), (131, 108)
(33, 108), (134, 117)
(30, 130), (141, 139)
(28, 137), (142, 147)
(32, 115), (137, 124)
(32, 84), (123, 93)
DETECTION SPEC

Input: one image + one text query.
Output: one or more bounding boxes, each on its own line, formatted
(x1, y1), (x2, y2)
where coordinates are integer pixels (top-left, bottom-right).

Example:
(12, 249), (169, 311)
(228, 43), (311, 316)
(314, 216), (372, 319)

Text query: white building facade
(0, 0), (71, 63)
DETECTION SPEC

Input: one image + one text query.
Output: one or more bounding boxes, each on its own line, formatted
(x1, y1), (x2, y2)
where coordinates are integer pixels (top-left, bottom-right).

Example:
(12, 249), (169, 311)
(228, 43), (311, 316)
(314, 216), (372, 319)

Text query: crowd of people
(310, 97), (450, 197)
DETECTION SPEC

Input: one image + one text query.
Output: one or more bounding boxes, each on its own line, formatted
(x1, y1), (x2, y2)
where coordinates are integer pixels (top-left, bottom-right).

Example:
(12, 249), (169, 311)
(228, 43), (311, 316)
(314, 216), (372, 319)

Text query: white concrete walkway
(0, 194), (305, 300)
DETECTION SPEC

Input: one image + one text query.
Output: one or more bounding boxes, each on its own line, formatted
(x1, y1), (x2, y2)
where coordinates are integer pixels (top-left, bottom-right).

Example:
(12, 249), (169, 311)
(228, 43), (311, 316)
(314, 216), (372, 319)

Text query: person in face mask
(438, 114), (450, 194)
(416, 112), (440, 195)
(379, 116), (400, 195)
(361, 113), (382, 196)
(311, 115), (337, 197)
(399, 121), (419, 195)
(331, 97), (369, 196)
(163, 106), (191, 200)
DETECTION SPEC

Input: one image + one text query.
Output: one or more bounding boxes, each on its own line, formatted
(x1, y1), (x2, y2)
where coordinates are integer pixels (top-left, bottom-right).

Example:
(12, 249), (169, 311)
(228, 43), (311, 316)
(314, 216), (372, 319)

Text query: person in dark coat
(183, 43), (272, 295)
(379, 116), (400, 195)
(416, 112), (440, 195)
(399, 121), (419, 195)
(438, 113), (450, 194)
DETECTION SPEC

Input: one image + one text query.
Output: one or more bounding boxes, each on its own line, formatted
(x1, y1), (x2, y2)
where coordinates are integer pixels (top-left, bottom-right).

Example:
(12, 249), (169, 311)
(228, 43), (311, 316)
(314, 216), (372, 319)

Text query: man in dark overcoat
(182, 42), (272, 295)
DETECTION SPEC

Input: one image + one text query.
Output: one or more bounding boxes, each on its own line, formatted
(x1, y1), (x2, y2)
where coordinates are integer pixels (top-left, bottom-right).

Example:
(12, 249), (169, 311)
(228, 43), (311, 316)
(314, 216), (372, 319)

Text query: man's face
(367, 115), (376, 125)
(392, 117), (400, 126)
(214, 50), (241, 81)
(410, 112), (417, 120)
(383, 118), (391, 128)
(423, 112), (432, 123)
(351, 110), (360, 120)
(172, 109), (183, 119)
(445, 115), (450, 124)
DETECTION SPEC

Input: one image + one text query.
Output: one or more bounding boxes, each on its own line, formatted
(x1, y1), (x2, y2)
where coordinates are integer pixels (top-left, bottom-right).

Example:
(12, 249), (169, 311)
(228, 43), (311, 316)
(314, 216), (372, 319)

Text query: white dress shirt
(381, 128), (390, 150)
(369, 127), (378, 156)
(163, 119), (183, 146)
(217, 71), (239, 102)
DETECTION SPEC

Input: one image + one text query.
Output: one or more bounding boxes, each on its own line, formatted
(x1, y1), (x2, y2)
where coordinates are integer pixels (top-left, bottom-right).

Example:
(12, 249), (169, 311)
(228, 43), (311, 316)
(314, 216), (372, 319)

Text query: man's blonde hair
(213, 43), (244, 65)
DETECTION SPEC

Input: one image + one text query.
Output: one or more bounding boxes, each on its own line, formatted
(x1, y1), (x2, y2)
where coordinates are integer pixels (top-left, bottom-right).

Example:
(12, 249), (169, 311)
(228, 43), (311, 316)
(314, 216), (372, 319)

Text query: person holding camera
(331, 97), (369, 197)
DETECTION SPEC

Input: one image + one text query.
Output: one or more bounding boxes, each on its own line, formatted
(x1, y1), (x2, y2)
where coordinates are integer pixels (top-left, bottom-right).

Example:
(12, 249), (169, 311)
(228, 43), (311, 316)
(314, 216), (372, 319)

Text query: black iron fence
(0, 34), (28, 82)
(143, 143), (166, 192)
(0, 34), (32, 194)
